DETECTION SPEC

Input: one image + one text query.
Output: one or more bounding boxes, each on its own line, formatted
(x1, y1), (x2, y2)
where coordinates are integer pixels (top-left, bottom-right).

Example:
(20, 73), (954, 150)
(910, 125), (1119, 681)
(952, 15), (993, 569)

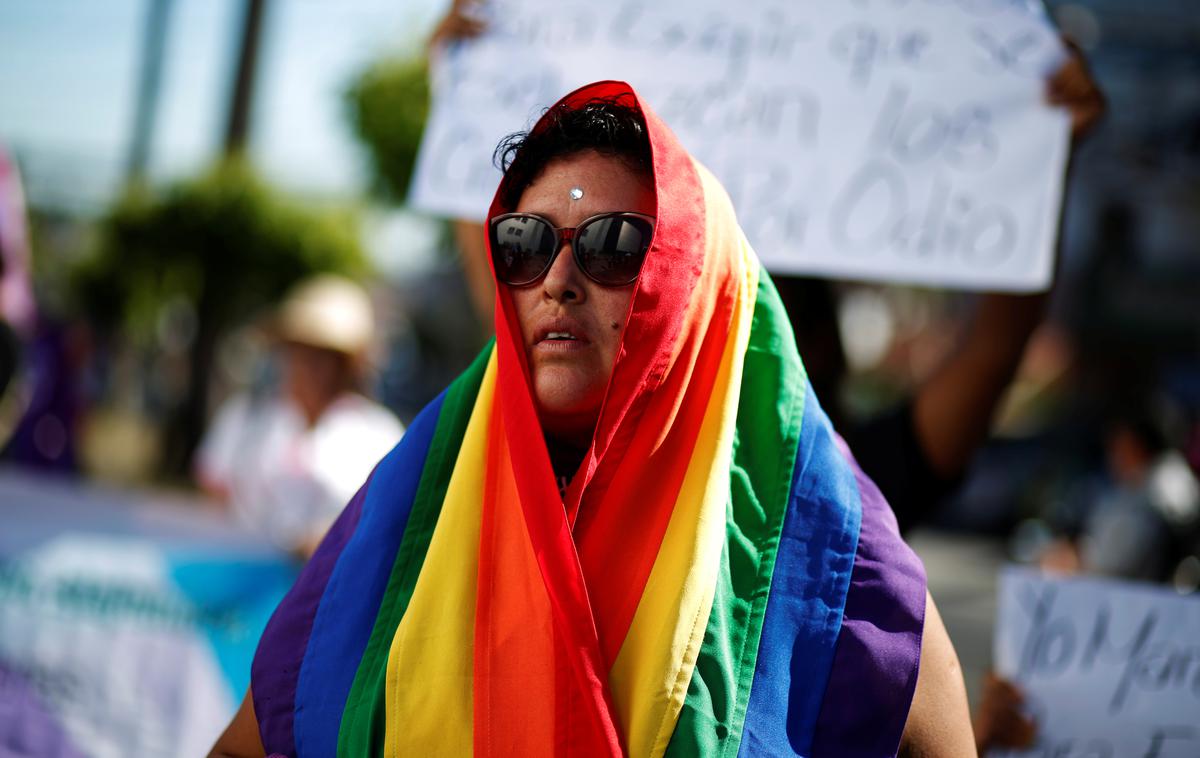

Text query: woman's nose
(542, 242), (586, 303)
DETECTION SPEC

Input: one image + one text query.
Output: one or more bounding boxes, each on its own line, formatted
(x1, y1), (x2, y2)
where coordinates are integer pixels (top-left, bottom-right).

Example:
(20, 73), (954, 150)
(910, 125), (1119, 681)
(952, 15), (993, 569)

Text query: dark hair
(1107, 399), (1178, 457)
(493, 95), (653, 209)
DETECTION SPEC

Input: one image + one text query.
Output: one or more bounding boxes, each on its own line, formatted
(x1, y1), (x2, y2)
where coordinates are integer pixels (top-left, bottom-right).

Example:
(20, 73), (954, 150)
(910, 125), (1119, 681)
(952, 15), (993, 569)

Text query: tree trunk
(224, 0), (268, 154)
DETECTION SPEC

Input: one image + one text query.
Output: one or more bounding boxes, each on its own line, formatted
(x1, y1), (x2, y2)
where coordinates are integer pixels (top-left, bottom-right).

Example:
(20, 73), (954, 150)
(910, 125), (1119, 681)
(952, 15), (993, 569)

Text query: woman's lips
(534, 334), (590, 353)
(533, 319), (591, 353)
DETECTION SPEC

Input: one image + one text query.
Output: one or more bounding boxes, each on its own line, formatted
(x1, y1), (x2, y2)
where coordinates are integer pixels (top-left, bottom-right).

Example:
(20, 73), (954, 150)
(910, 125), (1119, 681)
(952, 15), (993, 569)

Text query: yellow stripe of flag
(383, 349), (497, 758)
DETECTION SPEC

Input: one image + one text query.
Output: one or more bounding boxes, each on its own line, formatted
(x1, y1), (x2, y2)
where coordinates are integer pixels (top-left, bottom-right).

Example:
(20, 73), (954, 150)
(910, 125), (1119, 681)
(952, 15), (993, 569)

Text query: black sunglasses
(488, 211), (656, 287)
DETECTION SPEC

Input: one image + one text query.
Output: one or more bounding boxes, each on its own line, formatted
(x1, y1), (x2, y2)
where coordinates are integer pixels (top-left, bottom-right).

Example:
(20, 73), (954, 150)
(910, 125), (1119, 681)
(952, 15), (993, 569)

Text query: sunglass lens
(491, 215), (556, 285)
(575, 215), (654, 285)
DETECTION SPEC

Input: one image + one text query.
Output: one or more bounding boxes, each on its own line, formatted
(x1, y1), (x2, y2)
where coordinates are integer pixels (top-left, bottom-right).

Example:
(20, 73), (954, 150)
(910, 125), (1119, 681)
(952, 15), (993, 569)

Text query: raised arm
(426, 0), (487, 52)
(910, 42), (1104, 482)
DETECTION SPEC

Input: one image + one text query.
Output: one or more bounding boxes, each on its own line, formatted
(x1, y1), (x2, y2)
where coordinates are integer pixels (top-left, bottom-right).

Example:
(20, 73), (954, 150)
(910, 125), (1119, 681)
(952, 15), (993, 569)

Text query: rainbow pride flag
(251, 82), (925, 758)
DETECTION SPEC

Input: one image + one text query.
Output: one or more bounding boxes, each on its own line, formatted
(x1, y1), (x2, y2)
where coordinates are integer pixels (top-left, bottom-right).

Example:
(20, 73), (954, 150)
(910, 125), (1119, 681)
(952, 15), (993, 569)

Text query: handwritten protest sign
(410, 0), (1070, 291)
(993, 566), (1200, 758)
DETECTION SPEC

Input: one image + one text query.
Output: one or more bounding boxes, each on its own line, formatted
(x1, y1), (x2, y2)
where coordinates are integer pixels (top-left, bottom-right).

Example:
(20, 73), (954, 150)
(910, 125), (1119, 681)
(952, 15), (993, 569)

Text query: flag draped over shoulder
(251, 81), (926, 758)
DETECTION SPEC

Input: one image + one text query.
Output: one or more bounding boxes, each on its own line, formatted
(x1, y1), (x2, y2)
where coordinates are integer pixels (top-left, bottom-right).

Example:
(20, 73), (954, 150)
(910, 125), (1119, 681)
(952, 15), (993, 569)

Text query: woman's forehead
(515, 150), (655, 222)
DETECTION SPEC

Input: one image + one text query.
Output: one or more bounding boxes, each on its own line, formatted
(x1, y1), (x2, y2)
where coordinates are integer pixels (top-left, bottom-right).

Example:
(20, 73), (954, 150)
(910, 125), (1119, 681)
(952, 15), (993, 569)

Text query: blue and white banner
(0, 470), (297, 757)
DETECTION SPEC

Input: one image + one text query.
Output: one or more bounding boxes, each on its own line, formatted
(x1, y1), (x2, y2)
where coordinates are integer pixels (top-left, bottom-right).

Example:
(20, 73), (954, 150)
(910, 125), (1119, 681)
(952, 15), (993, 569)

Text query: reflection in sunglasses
(489, 212), (655, 286)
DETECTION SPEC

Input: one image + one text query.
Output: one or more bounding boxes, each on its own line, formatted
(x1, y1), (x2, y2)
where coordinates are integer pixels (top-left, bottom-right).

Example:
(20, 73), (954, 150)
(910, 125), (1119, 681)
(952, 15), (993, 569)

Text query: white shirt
(195, 392), (403, 551)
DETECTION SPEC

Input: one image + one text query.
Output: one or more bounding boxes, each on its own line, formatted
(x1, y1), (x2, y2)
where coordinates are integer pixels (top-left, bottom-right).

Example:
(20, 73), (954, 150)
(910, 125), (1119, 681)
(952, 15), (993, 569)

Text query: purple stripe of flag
(810, 438), (926, 758)
(251, 476), (371, 756)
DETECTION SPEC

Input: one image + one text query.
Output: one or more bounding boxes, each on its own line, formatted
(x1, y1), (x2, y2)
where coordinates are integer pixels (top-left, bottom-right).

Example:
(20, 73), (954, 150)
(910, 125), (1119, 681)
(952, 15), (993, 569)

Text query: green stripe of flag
(664, 271), (806, 757)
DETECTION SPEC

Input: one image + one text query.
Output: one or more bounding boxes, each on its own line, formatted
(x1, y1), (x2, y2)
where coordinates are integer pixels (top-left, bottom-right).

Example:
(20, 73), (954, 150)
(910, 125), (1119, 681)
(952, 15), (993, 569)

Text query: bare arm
(910, 43), (1104, 480)
(455, 219), (495, 332)
(912, 291), (1046, 478)
(209, 689), (265, 758)
(899, 591), (978, 758)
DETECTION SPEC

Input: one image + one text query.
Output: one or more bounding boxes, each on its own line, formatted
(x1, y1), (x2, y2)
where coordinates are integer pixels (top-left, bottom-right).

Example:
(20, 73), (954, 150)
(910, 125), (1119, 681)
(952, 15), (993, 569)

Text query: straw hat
(275, 274), (374, 356)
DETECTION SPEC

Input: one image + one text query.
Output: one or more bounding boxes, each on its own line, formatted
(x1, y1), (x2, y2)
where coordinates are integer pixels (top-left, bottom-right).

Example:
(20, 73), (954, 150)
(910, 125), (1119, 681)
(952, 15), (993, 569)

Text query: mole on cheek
(611, 321), (620, 330)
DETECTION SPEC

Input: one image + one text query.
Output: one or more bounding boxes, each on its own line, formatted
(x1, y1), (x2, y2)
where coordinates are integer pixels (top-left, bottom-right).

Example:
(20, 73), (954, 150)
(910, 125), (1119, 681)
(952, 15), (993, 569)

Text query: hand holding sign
(427, 0), (487, 53)
(993, 567), (1200, 758)
(1045, 40), (1105, 142)
(974, 671), (1038, 753)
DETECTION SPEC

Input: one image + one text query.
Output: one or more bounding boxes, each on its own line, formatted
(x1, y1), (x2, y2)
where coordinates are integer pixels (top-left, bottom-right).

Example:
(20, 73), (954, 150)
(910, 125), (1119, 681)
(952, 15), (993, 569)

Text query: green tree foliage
(72, 159), (367, 476)
(344, 54), (430, 204)
(75, 159), (366, 340)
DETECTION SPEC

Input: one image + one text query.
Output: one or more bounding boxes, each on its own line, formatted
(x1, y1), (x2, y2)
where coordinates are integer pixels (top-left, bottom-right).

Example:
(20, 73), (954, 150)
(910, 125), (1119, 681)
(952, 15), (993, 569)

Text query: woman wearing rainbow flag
(212, 81), (975, 757)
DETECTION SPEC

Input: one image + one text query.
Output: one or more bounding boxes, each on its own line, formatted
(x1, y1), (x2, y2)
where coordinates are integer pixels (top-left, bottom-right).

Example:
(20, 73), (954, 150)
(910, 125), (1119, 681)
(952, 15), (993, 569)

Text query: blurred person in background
(0, 144), (88, 474)
(0, 147), (34, 396)
(1085, 404), (1200, 580)
(195, 274), (403, 557)
(1038, 400), (1200, 582)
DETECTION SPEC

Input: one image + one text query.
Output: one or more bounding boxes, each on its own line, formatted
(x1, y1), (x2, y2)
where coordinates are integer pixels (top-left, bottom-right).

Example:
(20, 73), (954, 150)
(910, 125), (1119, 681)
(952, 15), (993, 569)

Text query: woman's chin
(534, 372), (604, 441)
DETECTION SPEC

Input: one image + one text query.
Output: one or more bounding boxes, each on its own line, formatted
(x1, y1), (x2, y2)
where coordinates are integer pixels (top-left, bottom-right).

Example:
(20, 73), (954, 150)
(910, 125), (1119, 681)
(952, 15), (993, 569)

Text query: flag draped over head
(251, 81), (926, 758)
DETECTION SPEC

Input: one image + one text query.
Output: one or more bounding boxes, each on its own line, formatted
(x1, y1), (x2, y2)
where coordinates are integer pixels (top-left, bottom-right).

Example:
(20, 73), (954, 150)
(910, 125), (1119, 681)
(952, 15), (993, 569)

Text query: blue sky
(0, 0), (443, 211)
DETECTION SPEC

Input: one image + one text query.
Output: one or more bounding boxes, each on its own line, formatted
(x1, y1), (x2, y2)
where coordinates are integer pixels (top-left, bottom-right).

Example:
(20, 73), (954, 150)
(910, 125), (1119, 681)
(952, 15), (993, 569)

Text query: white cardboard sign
(410, 0), (1070, 291)
(993, 566), (1200, 758)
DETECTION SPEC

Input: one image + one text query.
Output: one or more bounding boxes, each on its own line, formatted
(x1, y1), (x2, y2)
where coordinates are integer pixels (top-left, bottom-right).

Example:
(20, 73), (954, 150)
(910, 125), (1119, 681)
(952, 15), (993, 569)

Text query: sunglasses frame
(488, 211), (656, 287)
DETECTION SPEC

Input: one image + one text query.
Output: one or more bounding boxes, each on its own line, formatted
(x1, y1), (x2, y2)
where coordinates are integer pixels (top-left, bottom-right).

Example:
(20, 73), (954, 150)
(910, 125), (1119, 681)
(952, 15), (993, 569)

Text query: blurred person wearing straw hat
(195, 274), (403, 557)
